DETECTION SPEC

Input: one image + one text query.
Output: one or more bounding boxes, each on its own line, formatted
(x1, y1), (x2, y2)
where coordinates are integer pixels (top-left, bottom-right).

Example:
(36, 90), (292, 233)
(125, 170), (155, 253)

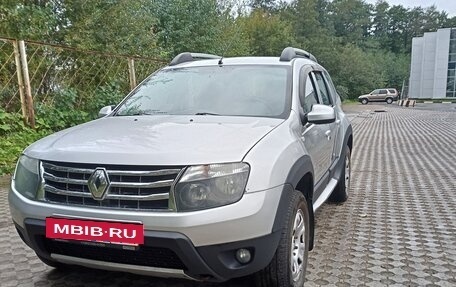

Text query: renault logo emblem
(88, 168), (110, 200)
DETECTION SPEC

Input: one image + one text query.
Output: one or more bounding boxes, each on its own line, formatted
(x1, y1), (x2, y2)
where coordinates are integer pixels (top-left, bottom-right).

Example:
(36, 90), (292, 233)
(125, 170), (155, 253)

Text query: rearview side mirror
(98, 105), (114, 118)
(307, 104), (336, 124)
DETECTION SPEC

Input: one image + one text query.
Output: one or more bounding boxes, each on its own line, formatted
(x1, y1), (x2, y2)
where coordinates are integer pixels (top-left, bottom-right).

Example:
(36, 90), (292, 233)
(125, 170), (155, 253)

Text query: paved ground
(1, 103), (455, 286)
(404, 102), (456, 112)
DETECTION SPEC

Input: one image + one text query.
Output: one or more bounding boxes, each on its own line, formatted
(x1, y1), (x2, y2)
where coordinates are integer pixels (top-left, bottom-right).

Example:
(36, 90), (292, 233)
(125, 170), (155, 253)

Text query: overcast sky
(364, 0), (456, 16)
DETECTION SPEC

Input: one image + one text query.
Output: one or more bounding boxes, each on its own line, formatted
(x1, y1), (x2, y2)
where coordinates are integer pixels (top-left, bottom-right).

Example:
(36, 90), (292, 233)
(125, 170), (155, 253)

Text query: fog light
(235, 248), (251, 264)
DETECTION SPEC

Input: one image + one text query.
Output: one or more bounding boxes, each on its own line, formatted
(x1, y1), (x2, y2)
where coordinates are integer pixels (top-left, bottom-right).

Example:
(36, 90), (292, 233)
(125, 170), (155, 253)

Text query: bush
(0, 84), (125, 175)
(336, 85), (349, 101)
(83, 81), (125, 118)
(0, 129), (50, 175)
(0, 108), (52, 174)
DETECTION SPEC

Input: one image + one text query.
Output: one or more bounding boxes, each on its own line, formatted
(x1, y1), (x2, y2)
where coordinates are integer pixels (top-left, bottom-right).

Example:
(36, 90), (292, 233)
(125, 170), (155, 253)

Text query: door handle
(325, 130), (331, 140)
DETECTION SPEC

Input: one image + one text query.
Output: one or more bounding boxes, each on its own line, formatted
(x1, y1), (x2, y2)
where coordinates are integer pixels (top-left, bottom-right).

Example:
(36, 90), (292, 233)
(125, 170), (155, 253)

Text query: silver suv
(9, 47), (353, 287)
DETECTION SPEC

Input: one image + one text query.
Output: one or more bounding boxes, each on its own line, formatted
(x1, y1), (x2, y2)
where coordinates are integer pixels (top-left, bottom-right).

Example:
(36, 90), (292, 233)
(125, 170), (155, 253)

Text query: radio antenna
(218, 1), (248, 65)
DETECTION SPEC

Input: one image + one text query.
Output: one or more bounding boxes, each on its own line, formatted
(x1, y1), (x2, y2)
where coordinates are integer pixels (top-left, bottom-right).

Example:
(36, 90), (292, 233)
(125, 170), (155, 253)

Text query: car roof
(165, 48), (320, 69)
(162, 56), (315, 69)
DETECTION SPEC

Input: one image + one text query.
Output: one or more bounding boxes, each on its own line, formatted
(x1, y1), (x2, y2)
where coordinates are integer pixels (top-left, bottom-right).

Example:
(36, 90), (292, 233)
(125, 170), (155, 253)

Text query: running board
(313, 178), (338, 212)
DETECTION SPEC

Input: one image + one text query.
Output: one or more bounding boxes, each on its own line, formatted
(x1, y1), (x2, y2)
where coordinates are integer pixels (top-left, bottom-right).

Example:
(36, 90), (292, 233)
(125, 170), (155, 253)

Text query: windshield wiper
(116, 111), (151, 116)
(116, 110), (168, 116)
(195, 112), (220, 116)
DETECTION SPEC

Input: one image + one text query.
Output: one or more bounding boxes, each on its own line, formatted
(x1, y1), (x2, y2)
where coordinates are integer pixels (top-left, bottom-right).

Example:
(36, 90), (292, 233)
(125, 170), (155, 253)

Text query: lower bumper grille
(44, 238), (186, 270)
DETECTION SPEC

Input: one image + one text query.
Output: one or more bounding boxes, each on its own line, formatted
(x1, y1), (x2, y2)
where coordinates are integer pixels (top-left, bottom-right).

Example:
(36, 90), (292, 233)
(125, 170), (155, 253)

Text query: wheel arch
(347, 130), (353, 153)
(295, 172), (315, 251)
(332, 125), (353, 182)
(273, 155), (315, 250)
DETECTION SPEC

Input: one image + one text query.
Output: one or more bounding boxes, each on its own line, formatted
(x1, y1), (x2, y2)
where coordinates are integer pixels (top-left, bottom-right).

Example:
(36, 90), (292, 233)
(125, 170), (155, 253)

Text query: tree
(61, 0), (161, 56)
(250, 0), (277, 12)
(1, 0), (454, 103)
(444, 16), (456, 28)
(213, 13), (250, 56)
(240, 9), (295, 56)
(386, 5), (409, 53)
(153, 0), (220, 58)
(288, 0), (323, 42)
(0, 0), (62, 42)
(329, 0), (372, 45)
(321, 44), (387, 98)
(372, 1), (390, 47)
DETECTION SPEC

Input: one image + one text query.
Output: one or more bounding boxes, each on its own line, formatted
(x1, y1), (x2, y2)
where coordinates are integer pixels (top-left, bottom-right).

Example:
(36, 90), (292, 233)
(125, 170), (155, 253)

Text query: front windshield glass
(115, 65), (291, 118)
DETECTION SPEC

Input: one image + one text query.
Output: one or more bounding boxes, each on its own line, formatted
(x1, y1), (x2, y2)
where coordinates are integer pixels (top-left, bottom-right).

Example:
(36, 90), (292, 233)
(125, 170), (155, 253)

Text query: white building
(409, 28), (456, 99)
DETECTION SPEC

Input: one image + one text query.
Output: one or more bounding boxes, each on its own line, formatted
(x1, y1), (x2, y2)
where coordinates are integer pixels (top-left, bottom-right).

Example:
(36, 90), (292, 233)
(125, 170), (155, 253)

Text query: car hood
(358, 94), (370, 98)
(25, 115), (284, 166)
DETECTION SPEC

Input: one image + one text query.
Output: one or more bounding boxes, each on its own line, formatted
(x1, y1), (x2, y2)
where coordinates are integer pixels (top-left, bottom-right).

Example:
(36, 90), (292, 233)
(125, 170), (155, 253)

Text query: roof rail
(169, 52), (221, 66)
(280, 47), (317, 63)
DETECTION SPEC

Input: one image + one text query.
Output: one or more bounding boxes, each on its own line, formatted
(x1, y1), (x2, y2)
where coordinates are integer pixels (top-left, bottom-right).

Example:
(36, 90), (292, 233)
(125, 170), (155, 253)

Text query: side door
(311, 71), (337, 175)
(378, 89), (388, 101)
(369, 89), (379, 101)
(322, 70), (342, 161)
(298, 69), (327, 184)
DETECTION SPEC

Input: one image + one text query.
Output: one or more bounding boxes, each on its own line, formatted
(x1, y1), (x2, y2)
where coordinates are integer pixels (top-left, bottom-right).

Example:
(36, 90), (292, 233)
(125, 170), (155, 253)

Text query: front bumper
(14, 218), (281, 281)
(9, 183), (283, 247)
(9, 183), (286, 281)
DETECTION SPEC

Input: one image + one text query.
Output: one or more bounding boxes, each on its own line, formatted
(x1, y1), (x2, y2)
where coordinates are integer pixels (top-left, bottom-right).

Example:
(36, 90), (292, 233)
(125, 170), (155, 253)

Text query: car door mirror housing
(307, 104), (336, 124)
(98, 105), (113, 118)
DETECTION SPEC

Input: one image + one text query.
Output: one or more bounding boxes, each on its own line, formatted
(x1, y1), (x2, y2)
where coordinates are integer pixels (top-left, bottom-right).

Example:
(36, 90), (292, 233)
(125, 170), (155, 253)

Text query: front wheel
(361, 98), (368, 105)
(255, 192), (310, 287)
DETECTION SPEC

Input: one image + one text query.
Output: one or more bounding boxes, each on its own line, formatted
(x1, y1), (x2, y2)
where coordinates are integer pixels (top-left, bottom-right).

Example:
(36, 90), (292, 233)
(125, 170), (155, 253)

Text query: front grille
(42, 161), (183, 210)
(44, 238), (186, 270)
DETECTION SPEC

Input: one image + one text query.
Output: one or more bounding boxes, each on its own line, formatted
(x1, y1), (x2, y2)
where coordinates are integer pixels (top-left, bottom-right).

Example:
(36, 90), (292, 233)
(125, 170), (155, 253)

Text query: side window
(379, 89), (387, 94)
(313, 72), (332, 106)
(323, 70), (338, 97)
(300, 74), (319, 114)
(371, 89), (380, 95)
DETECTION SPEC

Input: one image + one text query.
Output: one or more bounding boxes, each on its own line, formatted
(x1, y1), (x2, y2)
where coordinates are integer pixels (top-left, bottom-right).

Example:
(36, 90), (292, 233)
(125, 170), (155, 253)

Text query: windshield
(115, 65), (291, 118)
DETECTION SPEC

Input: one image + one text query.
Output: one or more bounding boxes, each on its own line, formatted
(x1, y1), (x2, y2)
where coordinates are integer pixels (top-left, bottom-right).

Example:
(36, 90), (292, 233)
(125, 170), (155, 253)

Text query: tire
(329, 146), (351, 203)
(36, 254), (69, 269)
(361, 98), (368, 105)
(255, 191), (310, 287)
(386, 98), (393, 104)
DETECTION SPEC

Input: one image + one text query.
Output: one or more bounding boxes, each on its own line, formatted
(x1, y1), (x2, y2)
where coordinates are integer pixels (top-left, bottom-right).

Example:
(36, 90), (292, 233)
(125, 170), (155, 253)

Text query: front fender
(285, 155), (314, 191)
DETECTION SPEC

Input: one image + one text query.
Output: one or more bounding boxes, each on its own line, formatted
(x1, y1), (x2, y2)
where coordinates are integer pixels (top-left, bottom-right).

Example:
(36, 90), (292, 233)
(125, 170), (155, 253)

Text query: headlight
(174, 162), (250, 211)
(13, 155), (40, 199)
